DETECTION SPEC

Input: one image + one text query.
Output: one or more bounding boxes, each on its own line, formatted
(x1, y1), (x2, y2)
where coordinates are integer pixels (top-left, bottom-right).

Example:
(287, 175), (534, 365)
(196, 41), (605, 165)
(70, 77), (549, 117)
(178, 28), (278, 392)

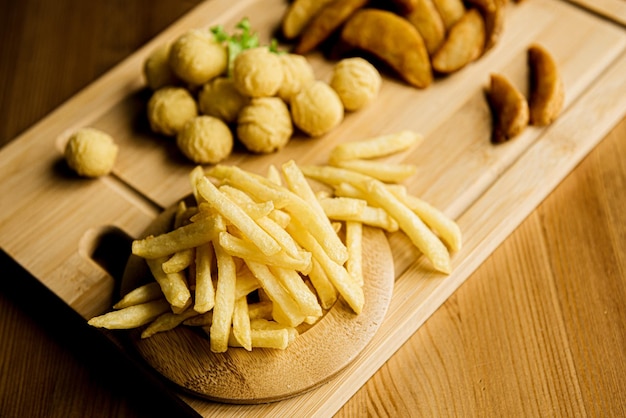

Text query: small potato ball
(330, 57), (381, 111)
(291, 80), (344, 137)
(198, 77), (250, 124)
(232, 47), (284, 98)
(64, 128), (118, 177)
(147, 87), (198, 136)
(168, 29), (228, 85)
(176, 116), (233, 164)
(143, 42), (178, 90)
(277, 53), (315, 103)
(237, 97), (293, 153)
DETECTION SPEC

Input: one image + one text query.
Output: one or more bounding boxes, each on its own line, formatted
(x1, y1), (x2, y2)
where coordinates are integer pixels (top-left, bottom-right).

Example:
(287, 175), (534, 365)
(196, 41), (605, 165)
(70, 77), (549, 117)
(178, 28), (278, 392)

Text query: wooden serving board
(0, 0), (625, 416)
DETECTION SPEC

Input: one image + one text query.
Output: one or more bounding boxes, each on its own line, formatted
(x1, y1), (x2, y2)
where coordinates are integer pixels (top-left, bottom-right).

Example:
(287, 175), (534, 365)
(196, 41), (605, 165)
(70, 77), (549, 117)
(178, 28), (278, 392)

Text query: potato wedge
(528, 43), (565, 126)
(281, 0), (337, 40)
(432, 0), (466, 30)
(432, 8), (486, 74)
(487, 73), (529, 143)
(405, 0), (446, 56)
(340, 9), (433, 89)
(294, 0), (368, 54)
(468, 0), (506, 52)
(390, 0), (418, 14)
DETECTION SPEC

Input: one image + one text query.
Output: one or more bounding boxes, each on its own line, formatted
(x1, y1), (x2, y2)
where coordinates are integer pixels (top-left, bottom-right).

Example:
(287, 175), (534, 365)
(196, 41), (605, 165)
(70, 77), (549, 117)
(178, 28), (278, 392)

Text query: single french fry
(141, 308), (199, 338)
(390, 190), (462, 252)
(232, 296), (252, 351)
(331, 158), (417, 182)
(330, 130), (423, 162)
(88, 299), (171, 329)
(194, 242), (215, 314)
(266, 164), (283, 185)
(319, 196), (367, 219)
(308, 258), (338, 310)
(113, 282), (163, 309)
(219, 185), (275, 219)
(146, 257), (192, 312)
(356, 179), (451, 274)
(132, 215), (223, 259)
(228, 328), (290, 350)
(162, 248), (194, 274)
(251, 318), (299, 344)
(209, 241), (237, 353)
(235, 264), (261, 298)
(183, 311), (213, 326)
(189, 165), (206, 205)
(345, 221), (364, 286)
(196, 176), (281, 256)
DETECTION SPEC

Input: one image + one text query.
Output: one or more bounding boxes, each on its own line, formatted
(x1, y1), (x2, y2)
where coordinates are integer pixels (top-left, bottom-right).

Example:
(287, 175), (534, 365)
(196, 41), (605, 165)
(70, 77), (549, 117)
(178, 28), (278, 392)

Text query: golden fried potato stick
(113, 282), (163, 309)
(331, 158), (417, 182)
(405, 0), (446, 56)
(161, 248), (194, 274)
(232, 296), (252, 351)
(345, 220), (364, 286)
(227, 327), (290, 350)
(270, 266), (322, 319)
(432, 8), (486, 74)
(131, 215), (224, 259)
(281, 0), (336, 40)
(308, 259), (338, 310)
(355, 179), (452, 274)
(487, 73), (529, 143)
(340, 9), (433, 89)
(196, 176), (282, 257)
(294, 0), (368, 54)
(141, 308), (199, 339)
(88, 299), (171, 329)
(209, 241), (237, 353)
(194, 242), (215, 314)
(330, 130), (423, 162)
(528, 43), (565, 126)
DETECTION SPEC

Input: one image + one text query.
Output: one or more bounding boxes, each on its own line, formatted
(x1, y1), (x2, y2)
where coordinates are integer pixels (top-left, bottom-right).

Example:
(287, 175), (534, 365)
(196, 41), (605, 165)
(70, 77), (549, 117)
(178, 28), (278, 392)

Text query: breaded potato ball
(176, 116), (233, 164)
(143, 42), (179, 90)
(168, 29), (228, 85)
(237, 97), (293, 153)
(277, 53), (315, 103)
(198, 77), (249, 124)
(64, 128), (118, 177)
(232, 47), (284, 98)
(147, 87), (198, 136)
(291, 80), (344, 137)
(330, 57), (381, 111)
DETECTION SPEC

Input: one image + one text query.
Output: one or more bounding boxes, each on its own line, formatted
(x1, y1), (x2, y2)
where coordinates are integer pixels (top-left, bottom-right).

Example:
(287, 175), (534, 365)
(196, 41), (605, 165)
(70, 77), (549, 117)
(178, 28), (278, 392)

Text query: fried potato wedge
(528, 43), (565, 126)
(294, 0), (368, 54)
(340, 9), (433, 89)
(281, 0), (337, 40)
(390, 0), (418, 14)
(432, 8), (486, 74)
(405, 0), (446, 56)
(432, 0), (466, 30)
(487, 73), (529, 143)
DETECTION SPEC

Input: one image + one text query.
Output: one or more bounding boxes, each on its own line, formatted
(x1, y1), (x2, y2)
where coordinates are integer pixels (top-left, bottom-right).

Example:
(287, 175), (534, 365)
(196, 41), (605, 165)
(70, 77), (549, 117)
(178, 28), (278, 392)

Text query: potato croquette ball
(198, 77), (249, 124)
(143, 42), (179, 90)
(147, 87), (198, 136)
(64, 128), (118, 177)
(176, 116), (233, 164)
(290, 80), (344, 137)
(232, 47), (284, 98)
(168, 29), (228, 85)
(237, 97), (293, 153)
(330, 57), (381, 111)
(277, 53), (315, 103)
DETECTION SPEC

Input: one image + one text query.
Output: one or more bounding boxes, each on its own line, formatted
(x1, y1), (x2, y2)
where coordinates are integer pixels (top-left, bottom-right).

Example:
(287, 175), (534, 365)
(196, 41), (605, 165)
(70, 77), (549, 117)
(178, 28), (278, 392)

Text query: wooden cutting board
(0, 0), (625, 416)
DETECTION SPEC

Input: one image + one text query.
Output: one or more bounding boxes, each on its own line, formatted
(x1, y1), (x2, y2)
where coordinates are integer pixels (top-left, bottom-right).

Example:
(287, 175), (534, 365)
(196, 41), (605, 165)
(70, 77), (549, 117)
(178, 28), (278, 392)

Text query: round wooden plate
(121, 199), (395, 404)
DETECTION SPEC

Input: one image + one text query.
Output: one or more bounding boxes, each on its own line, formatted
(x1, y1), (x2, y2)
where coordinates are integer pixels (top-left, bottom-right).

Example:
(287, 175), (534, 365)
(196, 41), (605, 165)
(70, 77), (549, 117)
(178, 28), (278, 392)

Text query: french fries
(89, 130), (462, 352)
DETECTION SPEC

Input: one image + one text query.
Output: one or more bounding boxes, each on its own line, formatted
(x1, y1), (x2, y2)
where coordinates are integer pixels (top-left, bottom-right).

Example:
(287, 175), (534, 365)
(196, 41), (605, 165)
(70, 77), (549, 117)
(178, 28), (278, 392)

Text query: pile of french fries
(88, 131), (462, 352)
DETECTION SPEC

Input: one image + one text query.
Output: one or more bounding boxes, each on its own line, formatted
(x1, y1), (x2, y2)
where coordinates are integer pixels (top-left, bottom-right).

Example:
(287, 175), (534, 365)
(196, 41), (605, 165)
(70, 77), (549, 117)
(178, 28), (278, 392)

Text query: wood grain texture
(1, 1), (626, 417)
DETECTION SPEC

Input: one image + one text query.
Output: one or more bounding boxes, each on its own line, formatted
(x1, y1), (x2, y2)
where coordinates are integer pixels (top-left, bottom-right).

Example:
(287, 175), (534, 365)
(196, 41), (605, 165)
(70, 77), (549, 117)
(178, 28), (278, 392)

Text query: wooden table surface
(1, 1), (625, 416)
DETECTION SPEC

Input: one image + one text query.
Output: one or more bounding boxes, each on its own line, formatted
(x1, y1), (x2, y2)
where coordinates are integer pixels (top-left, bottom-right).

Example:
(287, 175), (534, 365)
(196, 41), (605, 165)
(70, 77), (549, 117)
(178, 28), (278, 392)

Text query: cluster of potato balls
(143, 25), (382, 165)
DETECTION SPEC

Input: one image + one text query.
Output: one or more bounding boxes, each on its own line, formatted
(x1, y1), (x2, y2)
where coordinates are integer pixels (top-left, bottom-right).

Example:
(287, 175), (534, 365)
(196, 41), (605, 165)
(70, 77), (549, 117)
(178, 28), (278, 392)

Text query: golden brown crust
(405, 0), (446, 56)
(528, 44), (565, 126)
(340, 9), (433, 88)
(487, 73), (529, 143)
